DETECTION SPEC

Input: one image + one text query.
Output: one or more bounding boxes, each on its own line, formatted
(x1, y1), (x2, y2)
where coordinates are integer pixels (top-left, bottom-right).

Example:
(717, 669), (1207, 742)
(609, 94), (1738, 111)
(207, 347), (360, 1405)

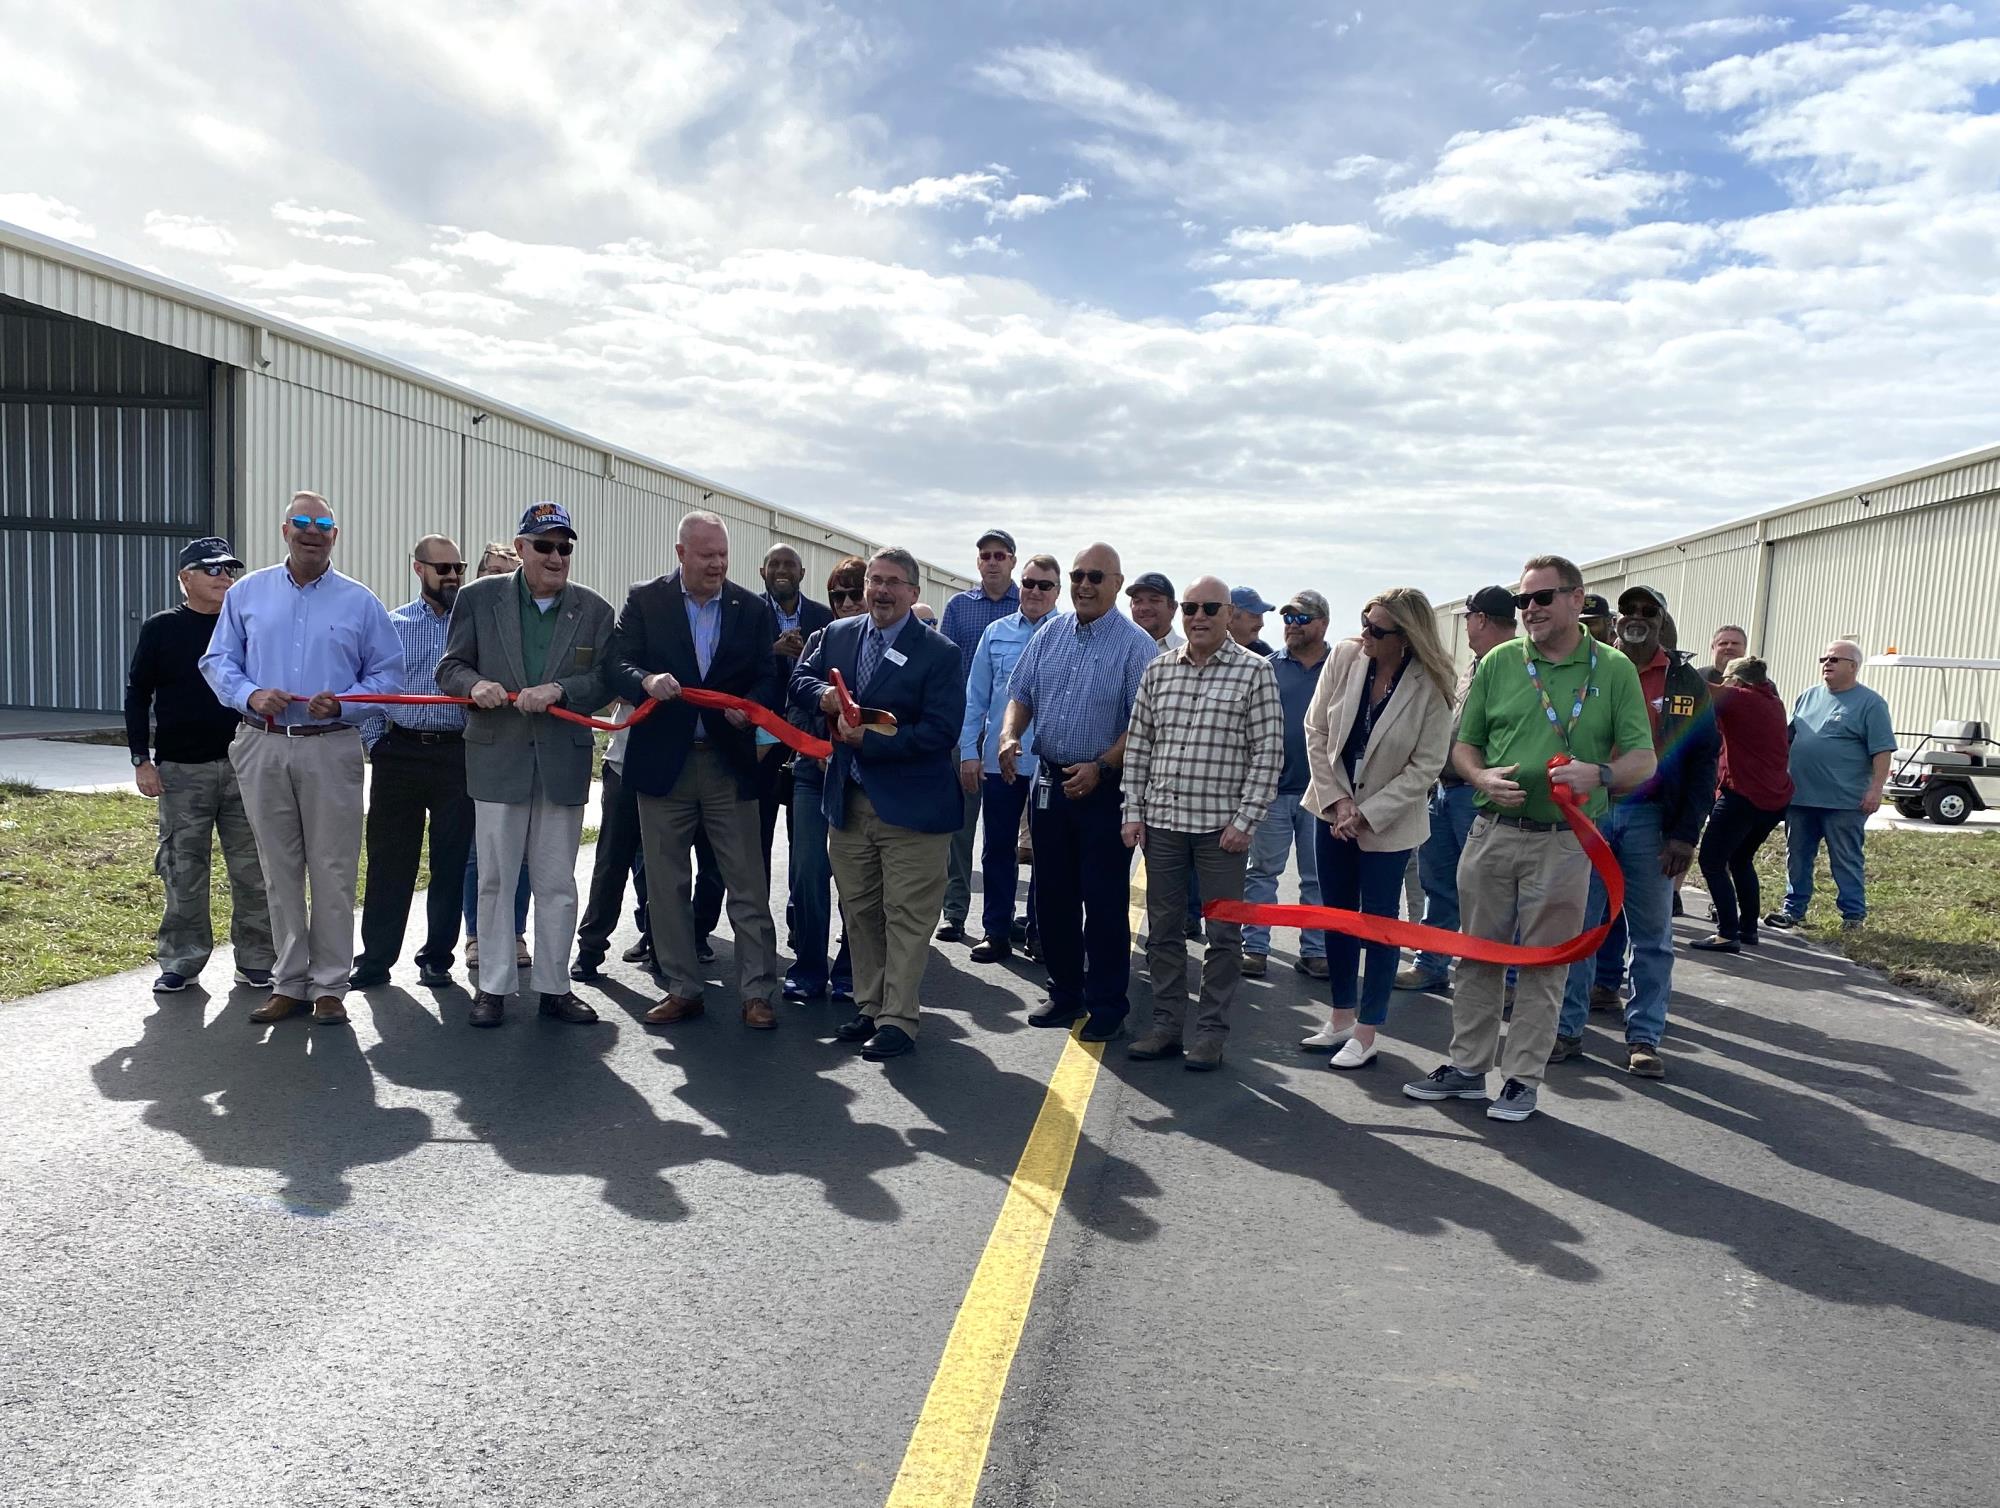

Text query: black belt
(242, 718), (346, 738)
(388, 724), (463, 745)
(1485, 812), (1565, 833)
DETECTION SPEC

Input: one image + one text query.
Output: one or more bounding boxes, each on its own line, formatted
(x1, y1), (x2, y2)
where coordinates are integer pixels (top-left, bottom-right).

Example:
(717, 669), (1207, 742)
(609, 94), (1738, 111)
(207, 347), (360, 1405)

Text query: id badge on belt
(1036, 772), (1052, 811)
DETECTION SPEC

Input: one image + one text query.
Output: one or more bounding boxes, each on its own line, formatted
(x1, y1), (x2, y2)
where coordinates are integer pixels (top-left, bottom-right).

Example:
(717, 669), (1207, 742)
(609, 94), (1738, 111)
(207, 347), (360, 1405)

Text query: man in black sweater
(125, 537), (275, 993)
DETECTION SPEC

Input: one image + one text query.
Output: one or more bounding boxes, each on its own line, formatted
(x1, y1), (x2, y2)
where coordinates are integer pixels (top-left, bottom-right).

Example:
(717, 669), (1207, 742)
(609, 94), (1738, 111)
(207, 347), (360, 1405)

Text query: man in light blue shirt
(1243, 590), (1331, 979)
(1771, 639), (1897, 929)
(959, 553), (1061, 962)
(200, 492), (403, 1023)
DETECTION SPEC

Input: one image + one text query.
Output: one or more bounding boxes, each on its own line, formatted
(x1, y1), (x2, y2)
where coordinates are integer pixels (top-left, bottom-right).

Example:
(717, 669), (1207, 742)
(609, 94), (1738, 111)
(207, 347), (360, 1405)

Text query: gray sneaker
(1486, 1078), (1539, 1121)
(1402, 1064), (1488, 1101)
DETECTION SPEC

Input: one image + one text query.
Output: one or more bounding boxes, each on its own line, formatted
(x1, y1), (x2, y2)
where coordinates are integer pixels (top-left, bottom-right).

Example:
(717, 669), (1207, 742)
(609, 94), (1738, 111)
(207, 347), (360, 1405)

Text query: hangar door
(0, 297), (216, 712)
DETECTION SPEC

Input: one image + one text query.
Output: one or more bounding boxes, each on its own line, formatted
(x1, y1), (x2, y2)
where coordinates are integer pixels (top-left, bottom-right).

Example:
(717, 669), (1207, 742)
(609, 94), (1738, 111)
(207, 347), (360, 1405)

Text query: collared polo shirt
(1457, 632), (1651, 824)
(518, 569), (560, 684)
(1267, 647), (1326, 794)
(1005, 608), (1158, 767)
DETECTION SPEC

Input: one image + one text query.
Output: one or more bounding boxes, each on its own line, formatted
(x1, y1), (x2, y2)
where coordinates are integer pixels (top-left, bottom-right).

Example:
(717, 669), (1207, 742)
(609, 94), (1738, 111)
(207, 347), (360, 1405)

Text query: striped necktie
(857, 625), (885, 692)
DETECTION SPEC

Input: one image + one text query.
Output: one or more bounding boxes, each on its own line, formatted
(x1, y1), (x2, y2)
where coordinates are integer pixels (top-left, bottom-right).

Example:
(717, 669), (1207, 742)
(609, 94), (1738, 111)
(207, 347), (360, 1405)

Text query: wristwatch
(1596, 762), (1614, 792)
(131, 754), (149, 767)
(1095, 759), (1114, 780)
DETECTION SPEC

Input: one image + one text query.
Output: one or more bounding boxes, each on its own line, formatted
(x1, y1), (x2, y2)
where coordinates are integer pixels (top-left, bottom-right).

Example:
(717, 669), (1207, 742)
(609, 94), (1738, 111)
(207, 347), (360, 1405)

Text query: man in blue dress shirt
(201, 492), (404, 1025)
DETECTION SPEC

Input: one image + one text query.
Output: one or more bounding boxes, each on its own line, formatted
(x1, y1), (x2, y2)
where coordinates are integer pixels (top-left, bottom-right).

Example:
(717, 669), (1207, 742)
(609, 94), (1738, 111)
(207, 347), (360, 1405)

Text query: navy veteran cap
(518, 501), (576, 537)
(178, 536), (243, 571)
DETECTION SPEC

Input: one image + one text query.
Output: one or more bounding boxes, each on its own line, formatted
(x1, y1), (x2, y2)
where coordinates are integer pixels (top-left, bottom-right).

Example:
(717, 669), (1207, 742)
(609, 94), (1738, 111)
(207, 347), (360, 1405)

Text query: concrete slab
(0, 737), (141, 792)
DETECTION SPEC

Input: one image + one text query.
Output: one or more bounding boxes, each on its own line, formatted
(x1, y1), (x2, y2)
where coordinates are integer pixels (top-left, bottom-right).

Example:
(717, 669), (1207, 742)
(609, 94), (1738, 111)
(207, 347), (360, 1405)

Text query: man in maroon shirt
(1691, 656), (1793, 951)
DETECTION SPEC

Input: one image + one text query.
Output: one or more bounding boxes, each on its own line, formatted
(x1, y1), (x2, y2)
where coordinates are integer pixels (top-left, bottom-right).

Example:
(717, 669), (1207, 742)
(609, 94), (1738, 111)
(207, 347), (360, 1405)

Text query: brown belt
(242, 717), (347, 738)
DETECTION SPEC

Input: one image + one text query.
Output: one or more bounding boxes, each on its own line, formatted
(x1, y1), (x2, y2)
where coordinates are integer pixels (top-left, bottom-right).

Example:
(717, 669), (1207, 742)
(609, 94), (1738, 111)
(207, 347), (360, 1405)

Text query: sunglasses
(1180, 600), (1224, 617)
(418, 560), (466, 575)
(287, 514), (336, 531)
(1281, 612), (1315, 626)
(1022, 577), (1058, 592)
(529, 539), (574, 557)
(1070, 569), (1108, 585)
(1361, 618), (1404, 639)
(193, 563), (243, 579)
(829, 588), (863, 604)
(1621, 600), (1661, 619)
(1819, 655), (1853, 665)
(978, 550), (1013, 563)
(1512, 588), (1562, 610)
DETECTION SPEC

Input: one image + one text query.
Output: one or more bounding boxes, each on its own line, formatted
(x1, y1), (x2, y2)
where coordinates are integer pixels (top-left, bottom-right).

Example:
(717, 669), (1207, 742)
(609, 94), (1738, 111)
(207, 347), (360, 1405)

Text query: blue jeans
(1593, 906), (1629, 992)
(1783, 805), (1869, 921)
(787, 771), (852, 994)
(1412, 783), (1476, 978)
(1243, 791), (1325, 959)
(1315, 827), (1410, 1027)
(462, 850), (530, 937)
(1560, 800), (1672, 1046)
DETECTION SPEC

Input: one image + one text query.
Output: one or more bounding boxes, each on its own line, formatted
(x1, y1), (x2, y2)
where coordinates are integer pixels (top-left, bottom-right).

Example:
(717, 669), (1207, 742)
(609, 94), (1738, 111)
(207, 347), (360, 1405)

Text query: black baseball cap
(976, 528), (1016, 553)
(1126, 571), (1174, 599)
(1465, 585), (1516, 619)
(1580, 593), (1614, 620)
(178, 536), (243, 571)
(1619, 584), (1669, 613)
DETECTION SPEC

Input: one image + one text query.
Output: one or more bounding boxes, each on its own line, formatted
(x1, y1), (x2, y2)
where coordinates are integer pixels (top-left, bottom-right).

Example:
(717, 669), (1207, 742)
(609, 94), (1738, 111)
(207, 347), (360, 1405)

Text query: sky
(4, 1), (2000, 617)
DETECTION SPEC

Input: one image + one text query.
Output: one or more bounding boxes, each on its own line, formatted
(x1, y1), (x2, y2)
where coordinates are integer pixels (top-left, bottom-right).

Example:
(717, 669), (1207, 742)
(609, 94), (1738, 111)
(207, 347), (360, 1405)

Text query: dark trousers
(1029, 769), (1132, 1021)
(1316, 828), (1413, 1027)
(356, 732), (475, 970)
(1698, 789), (1785, 942)
(577, 761), (648, 961)
(980, 771), (1033, 942)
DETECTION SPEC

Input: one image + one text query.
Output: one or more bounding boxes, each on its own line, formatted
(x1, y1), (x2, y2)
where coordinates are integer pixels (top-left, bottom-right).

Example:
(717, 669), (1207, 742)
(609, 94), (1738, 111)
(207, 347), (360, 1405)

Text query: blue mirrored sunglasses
(288, 514), (336, 531)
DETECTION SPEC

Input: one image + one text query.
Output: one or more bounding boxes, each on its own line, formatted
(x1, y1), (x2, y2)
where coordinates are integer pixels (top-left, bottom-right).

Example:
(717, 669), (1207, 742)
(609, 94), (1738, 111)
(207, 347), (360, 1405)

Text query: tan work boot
(1184, 1036), (1225, 1072)
(1126, 1027), (1184, 1060)
(741, 997), (777, 1030)
(645, 995), (705, 1024)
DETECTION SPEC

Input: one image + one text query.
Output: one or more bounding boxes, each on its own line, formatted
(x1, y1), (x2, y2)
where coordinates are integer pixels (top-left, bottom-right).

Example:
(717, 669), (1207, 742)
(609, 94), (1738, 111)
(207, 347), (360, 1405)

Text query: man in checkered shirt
(1120, 574), (1284, 1071)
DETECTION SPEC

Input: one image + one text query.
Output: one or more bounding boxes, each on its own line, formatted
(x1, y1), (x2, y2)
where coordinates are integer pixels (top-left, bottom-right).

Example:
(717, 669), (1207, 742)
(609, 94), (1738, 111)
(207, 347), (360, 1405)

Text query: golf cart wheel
(1894, 798), (1927, 820)
(1923, 784), (1970, 825)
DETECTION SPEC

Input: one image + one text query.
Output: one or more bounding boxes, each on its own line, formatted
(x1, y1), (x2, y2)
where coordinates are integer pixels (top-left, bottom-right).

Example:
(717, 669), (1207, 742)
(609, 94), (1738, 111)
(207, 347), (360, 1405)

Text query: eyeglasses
(1180, 601), (1224, 617)
(529, 539), (574, 557)
(1819, 655), (1854, 665)
(1021, 577), (1058, 592)
(978, 550), (1013, 563)
(287, 514), (336, 531)
(1281, 612), (1315, 626)
(1512, 588), (1561, 610)
(1621, 600), (1661, 619)
(193, 563), (243, 579)
(417, 560), (466, 575)
(1071, 569), (1107, 585)
(828, 587), (863, 604)
(1361, 617), (1404, 639)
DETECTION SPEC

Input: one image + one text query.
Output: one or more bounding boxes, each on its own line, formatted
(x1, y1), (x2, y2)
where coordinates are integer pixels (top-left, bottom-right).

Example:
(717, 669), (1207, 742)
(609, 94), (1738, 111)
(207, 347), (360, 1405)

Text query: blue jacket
(790, 614), (966, 834)
(960, 610), (1049, 776)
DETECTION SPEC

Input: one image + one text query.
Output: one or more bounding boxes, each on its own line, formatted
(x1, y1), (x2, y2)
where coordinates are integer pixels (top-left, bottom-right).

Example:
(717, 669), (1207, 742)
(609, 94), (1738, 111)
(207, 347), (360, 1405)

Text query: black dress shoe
(469, 992), (506, 1028)
(969, 937), (1013, 963)
(781, 980), (822, 1003)
(569, 955), (604, 982)
(935, 921), (966, 943)
(621, 939), (654, 964)
(1028, 1002), (1088, 1029)
(348, 967), (392, 990)
(1078, 1012), (1126, 1043)
(539, 992), (600, 1024)
(695, 938), (716, 964)
(861, 1024), (916, 1060)
(833, 1013), (875, 1043)
(416, 962), (453, 988)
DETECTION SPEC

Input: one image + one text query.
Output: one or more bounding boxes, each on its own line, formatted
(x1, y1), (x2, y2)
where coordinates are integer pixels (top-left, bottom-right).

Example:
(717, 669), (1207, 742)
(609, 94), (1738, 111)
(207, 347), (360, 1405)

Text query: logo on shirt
(1667, 694), (1696, 717)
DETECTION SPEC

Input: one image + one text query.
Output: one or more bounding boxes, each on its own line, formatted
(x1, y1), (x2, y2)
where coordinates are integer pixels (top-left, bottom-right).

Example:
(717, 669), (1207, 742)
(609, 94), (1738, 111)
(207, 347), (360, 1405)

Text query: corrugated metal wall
(0, 301), (213, 709)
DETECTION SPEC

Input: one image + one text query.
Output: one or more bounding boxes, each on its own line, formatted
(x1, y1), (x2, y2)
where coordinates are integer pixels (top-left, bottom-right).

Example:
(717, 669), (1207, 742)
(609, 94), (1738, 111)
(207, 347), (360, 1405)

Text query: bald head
(1182, 574), (1230, 657)
(1069, 542), (1123, 623)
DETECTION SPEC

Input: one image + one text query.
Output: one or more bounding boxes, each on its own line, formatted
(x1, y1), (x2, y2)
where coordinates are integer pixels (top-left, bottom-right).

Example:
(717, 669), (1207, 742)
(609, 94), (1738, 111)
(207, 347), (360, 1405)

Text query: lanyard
(1523, 637), (1594, 753)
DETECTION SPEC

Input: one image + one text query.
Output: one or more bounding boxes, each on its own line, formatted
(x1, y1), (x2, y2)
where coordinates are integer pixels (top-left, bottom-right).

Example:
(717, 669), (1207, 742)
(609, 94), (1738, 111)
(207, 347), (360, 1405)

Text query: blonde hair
(1364, 587), (1457, 705)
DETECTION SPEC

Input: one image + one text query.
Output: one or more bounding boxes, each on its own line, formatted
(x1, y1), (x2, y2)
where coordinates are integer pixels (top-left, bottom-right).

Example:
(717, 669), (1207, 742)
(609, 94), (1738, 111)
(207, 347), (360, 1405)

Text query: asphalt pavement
(5, 843), (1998, 1508)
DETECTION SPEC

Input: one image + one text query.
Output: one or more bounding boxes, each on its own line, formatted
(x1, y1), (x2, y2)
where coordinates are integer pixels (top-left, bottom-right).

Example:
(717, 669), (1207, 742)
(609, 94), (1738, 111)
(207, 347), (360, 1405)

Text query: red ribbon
(306, 692), (833, 759)
(1202, 755), (1626, 967)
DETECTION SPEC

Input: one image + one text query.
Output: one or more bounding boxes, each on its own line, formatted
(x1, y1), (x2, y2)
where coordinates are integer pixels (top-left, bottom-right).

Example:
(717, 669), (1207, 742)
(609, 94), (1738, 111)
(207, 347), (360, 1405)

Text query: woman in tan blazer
(1300, 588), (1456, 1069)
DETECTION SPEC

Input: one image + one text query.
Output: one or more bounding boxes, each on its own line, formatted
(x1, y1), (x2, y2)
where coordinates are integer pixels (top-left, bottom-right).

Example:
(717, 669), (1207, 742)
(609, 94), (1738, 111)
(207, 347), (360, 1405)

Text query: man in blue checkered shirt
(936, 527), (1022, 942)
(352, 534), (476, 989)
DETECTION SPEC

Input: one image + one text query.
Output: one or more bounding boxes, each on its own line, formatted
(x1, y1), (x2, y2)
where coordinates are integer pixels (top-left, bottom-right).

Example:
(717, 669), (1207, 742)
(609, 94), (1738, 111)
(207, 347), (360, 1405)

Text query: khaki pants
(1450, 815), (1590, 1088)
(828, 787), (950, 1037)
(230, 725), (365, 1000)
(474, 796), (586, 997)
(638, 747), (780, 1002)
(154, 757), (274, 977)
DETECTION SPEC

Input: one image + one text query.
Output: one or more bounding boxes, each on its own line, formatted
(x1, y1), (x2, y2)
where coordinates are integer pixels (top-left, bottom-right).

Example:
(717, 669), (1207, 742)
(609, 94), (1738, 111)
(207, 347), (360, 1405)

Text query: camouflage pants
(155, 758), (275, 977)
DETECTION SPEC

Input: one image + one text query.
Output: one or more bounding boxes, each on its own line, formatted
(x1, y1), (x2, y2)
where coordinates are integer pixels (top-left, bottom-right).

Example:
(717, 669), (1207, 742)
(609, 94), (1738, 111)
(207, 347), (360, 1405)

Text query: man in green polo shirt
(1403, 553), (1655, 1123)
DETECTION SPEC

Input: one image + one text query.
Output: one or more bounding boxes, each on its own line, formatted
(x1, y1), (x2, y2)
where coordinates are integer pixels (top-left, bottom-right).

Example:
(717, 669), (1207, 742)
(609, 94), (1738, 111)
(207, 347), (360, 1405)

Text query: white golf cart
(1868, 654), (2000, 826)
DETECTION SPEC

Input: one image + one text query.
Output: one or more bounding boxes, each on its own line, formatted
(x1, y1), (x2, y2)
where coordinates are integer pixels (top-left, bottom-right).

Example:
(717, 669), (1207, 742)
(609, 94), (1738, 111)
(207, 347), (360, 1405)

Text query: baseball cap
(1282, 590), (1329, 620)
(178, 536), (243, 571)
(1465, 585), (1516, 619)
(1619, 583), (1669, 613)
(1579, 592), (1614, 620)
(1126, 571), (1175, 599)
(517, 501), (576, 537)
(1230, 586), (1275, 614)
(975, 528), (1016, 553)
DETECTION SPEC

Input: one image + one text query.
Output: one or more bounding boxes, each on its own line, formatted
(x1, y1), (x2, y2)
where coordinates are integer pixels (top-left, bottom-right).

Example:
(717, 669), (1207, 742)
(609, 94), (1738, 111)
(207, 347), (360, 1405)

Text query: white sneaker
(1329, 1038), (1378, 1070)
(1300, 1021), (1354, 1053)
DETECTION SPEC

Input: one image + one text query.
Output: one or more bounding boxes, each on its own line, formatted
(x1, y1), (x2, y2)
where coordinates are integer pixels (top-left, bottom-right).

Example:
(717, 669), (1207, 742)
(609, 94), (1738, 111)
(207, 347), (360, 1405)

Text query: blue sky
(4, 1), (1999, 615)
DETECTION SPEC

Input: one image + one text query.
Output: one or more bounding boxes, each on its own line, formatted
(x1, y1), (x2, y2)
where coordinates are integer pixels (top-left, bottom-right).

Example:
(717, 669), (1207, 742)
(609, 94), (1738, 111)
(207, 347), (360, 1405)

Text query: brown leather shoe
(742, 997), (777, 1030)
(539, 992), (600, 1024)
(250, 994), (305, 1023)
(311, 995), (350, 1025)
(644, 994), (705, 1025)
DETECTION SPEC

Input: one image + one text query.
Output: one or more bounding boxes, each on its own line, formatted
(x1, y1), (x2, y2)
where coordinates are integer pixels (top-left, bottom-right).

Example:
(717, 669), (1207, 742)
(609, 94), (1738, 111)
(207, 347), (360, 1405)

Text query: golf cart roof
(1864, 655), (2000, 671)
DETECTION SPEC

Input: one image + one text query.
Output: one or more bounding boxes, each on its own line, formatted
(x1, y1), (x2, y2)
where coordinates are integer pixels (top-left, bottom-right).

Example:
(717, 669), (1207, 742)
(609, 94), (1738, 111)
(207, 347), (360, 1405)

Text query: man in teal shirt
(1403, 554), (1655, 1123)
(1769, 639), (1896, 930)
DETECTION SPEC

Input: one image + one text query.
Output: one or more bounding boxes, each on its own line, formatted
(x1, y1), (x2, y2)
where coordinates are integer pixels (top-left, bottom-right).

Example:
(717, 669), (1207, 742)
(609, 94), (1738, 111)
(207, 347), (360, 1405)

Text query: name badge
(883, 647), (908, 667)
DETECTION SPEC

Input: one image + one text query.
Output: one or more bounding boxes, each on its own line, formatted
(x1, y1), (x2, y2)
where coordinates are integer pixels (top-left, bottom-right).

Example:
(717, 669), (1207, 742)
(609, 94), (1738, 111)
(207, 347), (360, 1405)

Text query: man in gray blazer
(436, 501), (615, 1027)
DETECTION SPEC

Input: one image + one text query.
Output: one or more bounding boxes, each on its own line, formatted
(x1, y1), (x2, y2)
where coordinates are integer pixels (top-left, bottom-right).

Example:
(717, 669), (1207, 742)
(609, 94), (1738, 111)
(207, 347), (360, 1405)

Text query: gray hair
(287, 489), (330, 517)
(870, 545), (921, 588)
(677, 509), (728, 544)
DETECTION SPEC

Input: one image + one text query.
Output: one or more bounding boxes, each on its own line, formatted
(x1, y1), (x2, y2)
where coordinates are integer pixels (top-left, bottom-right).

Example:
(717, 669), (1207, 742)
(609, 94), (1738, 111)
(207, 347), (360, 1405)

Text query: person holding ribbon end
(199, 493), (404, 1026)
(435, 501), (615, 1028)
(1402, 554), (1654, 1123)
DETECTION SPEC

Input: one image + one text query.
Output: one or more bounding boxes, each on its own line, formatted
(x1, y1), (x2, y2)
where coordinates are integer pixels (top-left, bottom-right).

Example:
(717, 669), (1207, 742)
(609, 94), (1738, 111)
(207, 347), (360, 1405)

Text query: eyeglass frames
(1361, 617), (1405, 639)
(529, 539), (574, 557)
(287, 514), (336, 531)
(416, 559), (466, 575)
(978, 549), (1013, 563)
(1021, 577), (1058, 592)
(1180, 600), (1224, 617)
(1818, 654), (1854, 665)
(828, 587), (864, 604)
(193, 563), (243, 579)
(1281, 612), (1316, 626)
(1512, 587), (1562, 610)
(1070, 569), (1107, 584)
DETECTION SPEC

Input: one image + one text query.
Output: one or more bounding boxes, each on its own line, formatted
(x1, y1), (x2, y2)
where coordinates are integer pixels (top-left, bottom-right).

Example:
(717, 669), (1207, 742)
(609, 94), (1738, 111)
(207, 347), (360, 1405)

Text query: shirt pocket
(572, 644), (596, 670)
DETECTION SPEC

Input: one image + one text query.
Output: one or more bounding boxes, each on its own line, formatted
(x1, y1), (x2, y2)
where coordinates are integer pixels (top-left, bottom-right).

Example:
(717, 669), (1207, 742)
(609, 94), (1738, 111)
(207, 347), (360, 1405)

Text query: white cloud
(1330, 153), (1394, 181)
(1224, 222), (1380, 260)
(974, 44), (1200, 145)
(183, 112), (275, 163)
(0, 192), (95, 240)
(949, 234), (1016, 259)
(988, 180), (1089, 221)
(1379, 110), (1686, 230)
(846, 171), (1005, 212)
(142, 210), (238, 256)
(272, 200), (375, 246)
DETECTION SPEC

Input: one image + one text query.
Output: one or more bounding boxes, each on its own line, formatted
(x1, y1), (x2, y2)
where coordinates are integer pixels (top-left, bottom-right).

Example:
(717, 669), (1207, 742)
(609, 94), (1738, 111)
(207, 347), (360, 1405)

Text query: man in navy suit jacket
(757, 543), (835, 881)
(604, 510), (784, 1030)
(790, 547), (965, 1060)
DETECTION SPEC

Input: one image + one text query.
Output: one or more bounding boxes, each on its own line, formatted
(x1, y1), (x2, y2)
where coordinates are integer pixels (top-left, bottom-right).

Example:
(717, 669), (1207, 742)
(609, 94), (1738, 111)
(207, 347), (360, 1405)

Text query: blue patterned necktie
(857, 625), (885, 692)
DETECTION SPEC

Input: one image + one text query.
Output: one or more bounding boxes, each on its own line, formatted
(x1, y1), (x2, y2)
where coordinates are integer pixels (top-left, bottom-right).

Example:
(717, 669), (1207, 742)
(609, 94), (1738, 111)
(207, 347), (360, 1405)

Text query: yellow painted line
(886, 852), (1140, 1507)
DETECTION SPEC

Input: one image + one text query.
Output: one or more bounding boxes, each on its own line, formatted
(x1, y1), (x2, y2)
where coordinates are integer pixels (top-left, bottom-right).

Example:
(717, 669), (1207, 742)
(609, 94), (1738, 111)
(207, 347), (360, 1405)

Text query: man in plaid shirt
(1120, 575), (1284, 1070)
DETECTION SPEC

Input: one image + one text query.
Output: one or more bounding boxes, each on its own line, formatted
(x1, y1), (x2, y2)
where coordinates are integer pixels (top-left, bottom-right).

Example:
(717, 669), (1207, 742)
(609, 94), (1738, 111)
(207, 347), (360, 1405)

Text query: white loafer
(1329, 1038), (1378, 1070)
(1300, 1021), (1355, 1053)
